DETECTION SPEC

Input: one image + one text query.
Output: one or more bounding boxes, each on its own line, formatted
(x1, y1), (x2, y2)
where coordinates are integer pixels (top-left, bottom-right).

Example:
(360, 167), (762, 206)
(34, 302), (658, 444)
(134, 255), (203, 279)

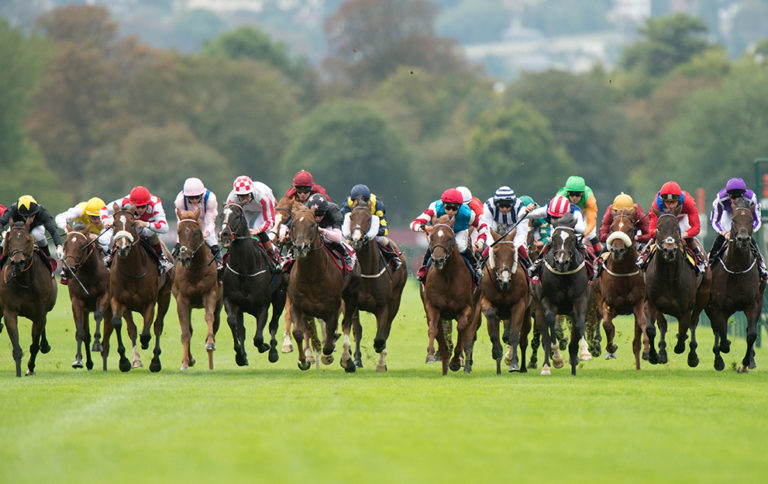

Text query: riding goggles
(497, 202), (512, 209)
(727, 190), (745, 199)
(567, 191), (583, 197)
(443, 203), (460, 211)
(661, 194), (680, 202)
(295, 186), (311, 194)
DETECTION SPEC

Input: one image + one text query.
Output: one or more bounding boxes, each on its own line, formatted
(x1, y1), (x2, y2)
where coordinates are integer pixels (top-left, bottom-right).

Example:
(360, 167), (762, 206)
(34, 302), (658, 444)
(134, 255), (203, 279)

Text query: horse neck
(650, 246), (684, 279)
(356, 239), (380, 270)
(115, 241), (148, 273)
(607, 244), (638, 271)
(81, 248), (105, 278)
(190, 242), (212, 267)
(723, 239), (753, 270)
(229, 237), (265, 269)
(295, 235), (328, 271)
(436, 243), (464, 275)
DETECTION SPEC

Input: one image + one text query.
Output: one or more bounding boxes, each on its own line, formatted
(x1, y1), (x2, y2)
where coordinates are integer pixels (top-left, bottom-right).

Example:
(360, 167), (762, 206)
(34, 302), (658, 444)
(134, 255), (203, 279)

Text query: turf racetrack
(2, 279), (768, 483)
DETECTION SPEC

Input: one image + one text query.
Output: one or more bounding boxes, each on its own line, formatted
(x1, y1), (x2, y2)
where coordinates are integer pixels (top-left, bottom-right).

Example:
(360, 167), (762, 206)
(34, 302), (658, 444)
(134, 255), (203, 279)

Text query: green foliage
(468, 102), (574, 202)
(0, 139), (72, 214)
(280, 100), (414, 219)
(668, 47), (731, 78)
(169, 9), (226, 53)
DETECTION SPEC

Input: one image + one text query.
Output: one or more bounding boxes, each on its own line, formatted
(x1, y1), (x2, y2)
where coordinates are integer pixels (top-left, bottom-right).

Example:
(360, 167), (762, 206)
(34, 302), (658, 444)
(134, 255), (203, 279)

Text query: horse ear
(112, 202), (120, 213)
(491, 230), (499, 242)
(651, 207), (661, 218)
(194, 207), (201, 220)
(24, 216), (34, 231)
(64, 224), (71, 234)
(672, 204), (682, 216)
(175, 208), (182, 219)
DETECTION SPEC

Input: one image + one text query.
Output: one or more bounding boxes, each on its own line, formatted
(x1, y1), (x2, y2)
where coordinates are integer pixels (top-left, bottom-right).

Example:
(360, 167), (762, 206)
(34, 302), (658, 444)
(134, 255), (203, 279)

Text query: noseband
(220, 203), (250, 241)
(429, 223), (456, 257)
(63, 231), (96, 274)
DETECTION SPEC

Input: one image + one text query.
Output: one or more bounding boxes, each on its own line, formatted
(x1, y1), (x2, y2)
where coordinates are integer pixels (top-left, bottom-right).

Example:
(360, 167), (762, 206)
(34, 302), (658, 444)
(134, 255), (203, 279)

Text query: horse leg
(645, 304), (658, 364)
(739, 302), (761, 373)
(519, 307), (531, 373)
(253, 306), (270, 353)
(101, 317), (112, 371)
(178, 296), (193, 370)
(123, 313), (142, 368)
(460, 310), (477, 374)
(570, 295), (589, 375)
(657, 313), (669, 364)
(353, 310), (364, 369)
(339, 304), (356, 373)
(674, 314), (689, 355)
(507, 302), (526, 373)
(484, 304), (503, 374)
(425, 304), (440, 365)
(266, 303), (281, 364)
(538, 304), (555, 375)
(40, 326), (50, 354)
(373, 307), (393, 372)
(83, 312), (94, 371)
(26, 318), (44, 376)
(111, 302), (131, 372)
(529, 325), (540, 369)
(292, 318), (310, 371)
(555, 315), (568, 351)
(92, 305), (104, 353)
(436, 318), (451, 376)
(225, 300), (248, 366)
(282, 297), (294, 353)
(202, 292), (219, 369)
(72, 299), (86, 369)
(145, 304), (162, 373)
(587, 297), (602, 357)
(602, 313), (617, 359)
(3, 312), (23, 377)
(687, 314), (699, 368)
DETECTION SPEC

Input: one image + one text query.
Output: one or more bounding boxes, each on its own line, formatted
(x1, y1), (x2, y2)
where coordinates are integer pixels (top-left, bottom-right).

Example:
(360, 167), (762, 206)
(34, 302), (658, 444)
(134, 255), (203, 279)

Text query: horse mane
(554, 213), (576, 229)
(433, 214), (455, 226)
(72, 222), (87, 231)
(733, 196), (752, 210)
(492, 229), (514, 242)
(177, 208), (200, 220)
(12, 221), (26, 229)
(611, 207), (635, 219)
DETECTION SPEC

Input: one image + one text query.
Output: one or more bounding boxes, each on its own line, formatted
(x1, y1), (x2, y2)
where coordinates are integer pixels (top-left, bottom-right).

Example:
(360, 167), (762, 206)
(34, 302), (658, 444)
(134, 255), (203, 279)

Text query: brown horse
(645, 209), (711, 367)
(106, 206), (174, 372)
(592, 209), (649, 369)
(472, 230), (529, 374)
(420, 215), (476, 375)
(61, 224), (112, 371)
(0, 221), (57, 377)
(288, 204), (360, 372)
(272, 195), (300, 354)
(173, 208), (223, 370)
(705, 197), (765, 372)
(347, 202), (407, 371)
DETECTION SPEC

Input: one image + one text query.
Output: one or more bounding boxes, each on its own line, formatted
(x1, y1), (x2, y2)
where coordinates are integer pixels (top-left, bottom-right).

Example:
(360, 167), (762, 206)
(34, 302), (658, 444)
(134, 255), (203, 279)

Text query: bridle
(429, 223), (456, 259)
(63, 231), (96, 276)
(2, 228), (35, 286)
(177, 217), (214, 269)
(220, 203), (251, 243)
(545, 226), (585, 275)
(487, 239), (518, 288)
(719, 206), (756, 275)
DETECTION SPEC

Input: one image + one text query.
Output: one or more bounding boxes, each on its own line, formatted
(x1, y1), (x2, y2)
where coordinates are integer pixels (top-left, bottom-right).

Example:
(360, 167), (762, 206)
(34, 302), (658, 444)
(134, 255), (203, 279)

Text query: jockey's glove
(56, 245), (64, 260)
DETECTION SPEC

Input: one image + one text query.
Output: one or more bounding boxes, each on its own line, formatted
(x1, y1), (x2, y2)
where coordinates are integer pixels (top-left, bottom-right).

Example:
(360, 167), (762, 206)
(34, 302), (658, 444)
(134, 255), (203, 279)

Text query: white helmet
(183, 177), (205, 197)
(233, 175), (254, 195)
(456, 186), (472, 205)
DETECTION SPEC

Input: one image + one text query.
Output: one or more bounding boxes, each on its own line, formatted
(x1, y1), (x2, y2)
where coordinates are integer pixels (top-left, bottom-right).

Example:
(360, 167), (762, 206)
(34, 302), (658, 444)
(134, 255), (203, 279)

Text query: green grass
(2, 279), (768, 483)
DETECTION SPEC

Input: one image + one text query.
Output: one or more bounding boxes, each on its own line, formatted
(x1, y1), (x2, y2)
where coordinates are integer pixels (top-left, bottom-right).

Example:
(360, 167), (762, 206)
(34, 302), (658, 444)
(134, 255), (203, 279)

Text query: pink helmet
(233, 175), (254, 195)
(130, 186), (151, 206)
(441, 188), (463, 205)
(183, 177), (205, 197)
(547, 195), (569, 218)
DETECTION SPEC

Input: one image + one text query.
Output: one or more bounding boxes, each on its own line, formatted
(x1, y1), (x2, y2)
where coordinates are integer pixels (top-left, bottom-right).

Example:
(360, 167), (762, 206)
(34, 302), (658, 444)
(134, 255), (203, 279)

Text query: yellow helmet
(613, 192), (634, 210)
(17, 195), (39, 217)
(84, 197), (106, 217)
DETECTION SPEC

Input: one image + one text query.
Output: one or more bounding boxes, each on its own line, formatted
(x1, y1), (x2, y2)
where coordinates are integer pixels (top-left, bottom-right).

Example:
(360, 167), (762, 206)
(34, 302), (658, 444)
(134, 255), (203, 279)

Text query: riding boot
(171, 242), (181, 258)
(381, 248), (402, 271)
(416, 248), (432, 282)
(103, 248), (114, 268)
(709, 234), (726, 265)
(210, 244), (223, 271)
(461, 248), (482, 285)
(153, 243), (174, 273)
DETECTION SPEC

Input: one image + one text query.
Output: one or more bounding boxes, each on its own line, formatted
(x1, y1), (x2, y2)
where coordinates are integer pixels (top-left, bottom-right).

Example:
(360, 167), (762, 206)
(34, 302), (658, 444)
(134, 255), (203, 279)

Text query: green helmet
(565, 176), (586, 193)
(518, 195), (535, 206)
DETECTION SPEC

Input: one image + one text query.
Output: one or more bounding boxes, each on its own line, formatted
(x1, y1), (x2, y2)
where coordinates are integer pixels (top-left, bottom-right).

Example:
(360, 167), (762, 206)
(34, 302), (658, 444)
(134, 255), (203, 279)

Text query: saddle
(324, 244), (356, 275)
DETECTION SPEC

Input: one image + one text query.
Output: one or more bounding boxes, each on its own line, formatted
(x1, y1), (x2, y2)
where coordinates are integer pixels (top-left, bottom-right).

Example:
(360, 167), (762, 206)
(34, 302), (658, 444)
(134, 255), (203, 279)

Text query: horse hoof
(552, 357), (564, 369)
(132, 360), (143, 369)
(376, 364), (387, 372)
(40, 342), (51, 354)
(540, 365), (551, 376)
(25, 370), (35, 376)
(188, 356), (196, 367)
(354, 358), (363, 369)
(85, 360), (93, 370)
(580, 352), (592, 361)
(140, 334), (151, 350)
(674, 342), (685, 354)
(721, 340), (731, 354)
(92, 342), (103, 353)
(528, 359), (537, 369)
(257, 343), (269, 354)
(149, 359), (162, 372)
(449, 360), (461, 372)
(605, 352), (616, 360)
(204, 342), (215, 351)
(344, 359), (356, 373)
(235, 354), (249, 367)
(508, 363), (520, 372)
(590, 347), (601, 358)
(425, 354), (437, 364)
(321, 354), (334, 365)
(749, 361), (757, 370)
(119, 358), (131, 372)
(737, 365), (749, 373)
(642, 352), (649, 361)
(463, 365), (472, 374)
(687, 353), (699, 368)
(298, 360), (311, 371)
(714, 356), (724, 371)
(180, 365), (190, 371)
(281, 344), (293, 354)
(268, 348), (279, 363)
(659, 350), (668, 364)
(72, 360), (83, 369)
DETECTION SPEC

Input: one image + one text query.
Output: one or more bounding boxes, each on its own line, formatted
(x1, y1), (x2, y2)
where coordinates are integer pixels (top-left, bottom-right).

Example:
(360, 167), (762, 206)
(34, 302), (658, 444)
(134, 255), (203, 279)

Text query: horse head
(730, 197), (754, 251)
(488, 230), (517, 291)
(290, 206), (319, 259)
(176, 207), (204, 268)
(607, 209), (636, 262)
(549, 224), (578, 272)
(62, 223), (97, 277)
(3, 220), (34, 275)
(653, 208), (682, 262)
(112, 204), (140, 258)
(428, 215), (456, 270)
(348, 202), (373, 251)
(219, 203), (248, 250)
(270, 196), (294, 245)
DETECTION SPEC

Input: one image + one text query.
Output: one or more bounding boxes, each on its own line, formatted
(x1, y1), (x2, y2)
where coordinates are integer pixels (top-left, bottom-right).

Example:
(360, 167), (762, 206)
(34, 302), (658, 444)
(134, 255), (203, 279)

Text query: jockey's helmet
(726, 178), (747, 198)
(84, 197), (106, 217)
(547, 195), (570, 218)
(565, 176), (586, 193)
(660, 181), (682, 202)
(233, 176), (254, 195)
(440, 188), (463, 205)
(17, 195), (39, 217)
(493, 186), (515, 205)
(350, 184), (371, 201)
(293, 170), (313, 187)
(183, 177), (205, 197)
(612, 193), (634, 210)
(129, 186), (151, 206)
(456, 186), (472, 205)
(306, 193), (329, 215)
(518, 195), (535, 207)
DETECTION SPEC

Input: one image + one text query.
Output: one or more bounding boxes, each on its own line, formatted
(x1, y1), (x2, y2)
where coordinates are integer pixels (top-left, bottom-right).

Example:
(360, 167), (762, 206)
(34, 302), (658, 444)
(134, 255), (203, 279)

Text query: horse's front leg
(657, 313), (669, 364)
(425, 304), (440, 365)
(353, 309), (364, 369)
(71, 299), (86, 369)
(203, 291), (219, 369)
(178, 296), (193, 370)
(741, 300), (761, 372)
(253, 306), (270, 353)
(225, 300), (248, 367)
(506, 301), (527, 373)
(282, 297), (294, 353)
(484, 303), (503, 374)
(538, 303), (556, 375)
(339, 305), (356, 373)
(3, 311), (23, 377)
(687, 312), (700, 368)
(26, 318), (44, 376)
(145, 304), (162, 373)
(645, 304), (659, 364)
(110, 301), (131, 372)
(92, 303), (104, 353)
(292, 317), (310, 371)
(455, 307), (475, 374)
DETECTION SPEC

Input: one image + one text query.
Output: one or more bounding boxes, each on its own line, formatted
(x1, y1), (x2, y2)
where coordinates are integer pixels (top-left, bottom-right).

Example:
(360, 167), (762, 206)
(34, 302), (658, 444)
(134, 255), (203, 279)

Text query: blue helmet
(350, 184), (371, 201)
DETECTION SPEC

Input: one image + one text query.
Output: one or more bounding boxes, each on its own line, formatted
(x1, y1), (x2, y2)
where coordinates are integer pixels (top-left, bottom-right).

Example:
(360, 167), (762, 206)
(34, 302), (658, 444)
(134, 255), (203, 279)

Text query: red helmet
(233, 175), (254, 195)
(547, 195), (570, 218)
(129, 186), (151, 206)
(660, 181), (682, 197)
(293, 170), (313, 187)
(441, 188), (463, 205)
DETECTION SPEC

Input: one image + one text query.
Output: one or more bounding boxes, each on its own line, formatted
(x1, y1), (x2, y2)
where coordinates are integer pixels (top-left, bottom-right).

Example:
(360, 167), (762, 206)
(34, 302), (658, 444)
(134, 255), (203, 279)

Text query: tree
(468, 102), (574, 203)
(169, 9), (226, 53)
(280, 100), (414, 220)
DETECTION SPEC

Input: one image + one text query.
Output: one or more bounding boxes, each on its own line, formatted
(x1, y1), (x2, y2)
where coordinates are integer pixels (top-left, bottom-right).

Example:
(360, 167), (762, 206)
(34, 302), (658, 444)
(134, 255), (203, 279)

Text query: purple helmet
(725, 178), (747, 192)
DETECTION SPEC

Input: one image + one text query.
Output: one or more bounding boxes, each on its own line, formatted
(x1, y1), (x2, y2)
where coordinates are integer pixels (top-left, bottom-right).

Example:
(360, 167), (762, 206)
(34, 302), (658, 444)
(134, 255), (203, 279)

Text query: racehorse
(0, 221), (57, 377)
(645, 209), (711, 367)
(420, 215), (476, 375)
(591, 209), (649, 369)
(288, 204), (360, 372)
(347, 202), (407, 371)
(472, 229), (529, 374)
(173, 208), (224, 370)
(106, 205), (174, 372)
(219, 203), (286, 367)
(705, 197), (765, 372)
(532, 219), (590, 375)
(61, 224), (112, 371)
(272, 195), (301, 354)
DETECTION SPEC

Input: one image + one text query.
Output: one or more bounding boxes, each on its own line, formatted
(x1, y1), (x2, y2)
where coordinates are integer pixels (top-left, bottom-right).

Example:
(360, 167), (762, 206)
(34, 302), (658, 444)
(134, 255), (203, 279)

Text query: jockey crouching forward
(306, 194), (355, 269)
(55, 196), (110, 284)
(101, 186), (174, 273)
(341, 183), (402, 271)
(479, 185), (532, 267)
(0, 195), (62, 267)
(174, 177), (222, 270)
(225, 175), (281, 272)
(557, 175), (601, 256)
(526, 194), (589, 280)
(411, 188), (481, 285)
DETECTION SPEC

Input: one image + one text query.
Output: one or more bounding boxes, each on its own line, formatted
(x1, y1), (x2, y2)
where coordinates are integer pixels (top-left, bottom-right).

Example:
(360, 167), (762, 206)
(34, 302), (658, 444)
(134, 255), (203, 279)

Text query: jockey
(647, 181), (706, 272)
(519, 195), (550, 250)
(457, 186), (485, 251)
(340, 183), (402, 270)
(305, 193), (355, 269)
(526, 194), (587, 278)
(101, 186), (173, 273)
(0, 204), (5, 217)
(283, 170), (331, 204)
(557, 176), (601, 255)
(225, 175), (281, 269)
(410, 188), (481, 284)
(0, 195), (62, 259)
(174, 177), (221, 269)
(708, 177), (766, 277)
(55, 197), (110, 285)
(598, 192), (651, 245)
(479, 186), (530, 261)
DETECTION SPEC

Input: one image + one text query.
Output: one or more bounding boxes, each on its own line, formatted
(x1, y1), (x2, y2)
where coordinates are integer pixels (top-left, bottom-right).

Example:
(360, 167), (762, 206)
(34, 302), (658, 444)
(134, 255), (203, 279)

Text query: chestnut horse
(272, 196), (301, 354)
(219, 203), (287, 367)
(420, 215), (476, 375)
(0, 221), (57, 377)
(173, 208), (223, 370)
(705, 197), (765, 372)
(61, 224), (112, 371)
(645, 210), (711, 367)
(472, 230), (529, 374)
(347, 202), (407, 371)
(288, 204), (360, 372)
(107, 206), (174, 372)
(591, 209), (649, 369)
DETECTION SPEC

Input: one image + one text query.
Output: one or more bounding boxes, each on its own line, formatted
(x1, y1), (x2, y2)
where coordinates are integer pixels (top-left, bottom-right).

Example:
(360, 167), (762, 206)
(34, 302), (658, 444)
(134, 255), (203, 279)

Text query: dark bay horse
(0, 221), (57, 377)
(219, 203), (286, 367)
(62, 225), (112, 371)
(288, 204), (359, 372)
(347, 202), (407, 371)
(420, 215), (476, 375)
(106, 206), (174, 372)
(591, 209), (649, 369)
(645, 210), (711, 367)
(705, 198), (765, 372)
(472, 230), (529, 374)
(173, 208), (223, 370)
(532, 222), (590, 375)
